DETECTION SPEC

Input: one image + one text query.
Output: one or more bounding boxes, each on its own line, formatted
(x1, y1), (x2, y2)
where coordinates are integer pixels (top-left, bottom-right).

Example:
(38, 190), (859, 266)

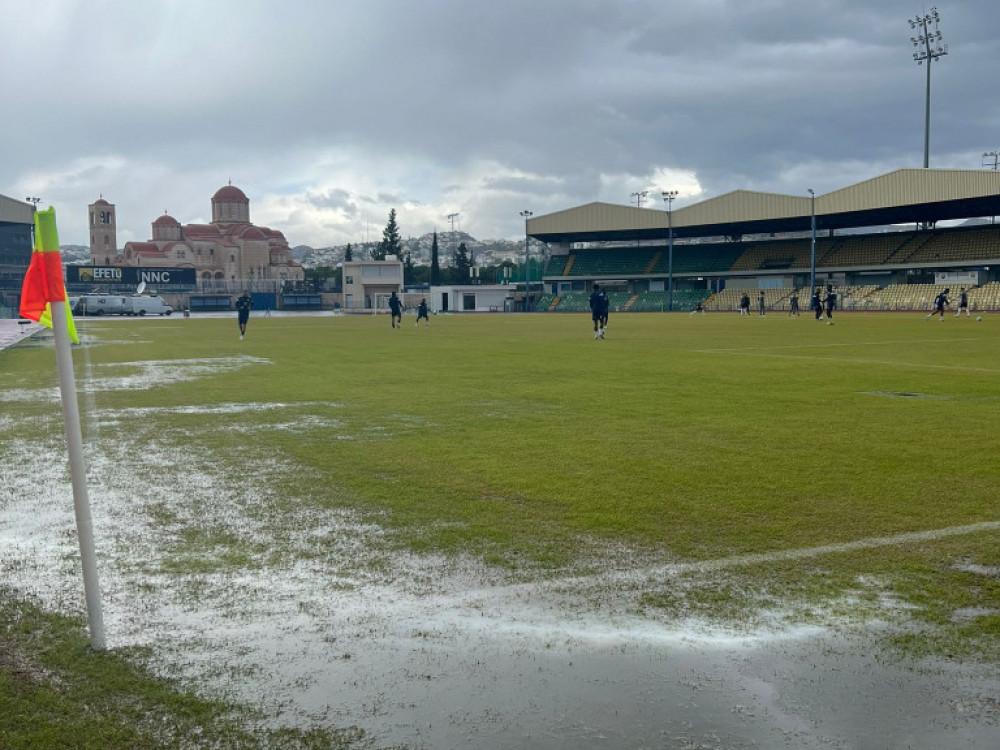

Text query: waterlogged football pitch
(2, 311), (999, 748)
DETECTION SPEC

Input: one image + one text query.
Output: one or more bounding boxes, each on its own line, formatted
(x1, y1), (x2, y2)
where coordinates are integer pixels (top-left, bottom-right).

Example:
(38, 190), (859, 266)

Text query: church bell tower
(89, 197), (117, 265)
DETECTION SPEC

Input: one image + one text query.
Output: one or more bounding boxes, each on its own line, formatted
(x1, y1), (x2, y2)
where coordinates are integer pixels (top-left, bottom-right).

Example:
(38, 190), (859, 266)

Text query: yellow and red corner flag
(19, 207), (79, 344)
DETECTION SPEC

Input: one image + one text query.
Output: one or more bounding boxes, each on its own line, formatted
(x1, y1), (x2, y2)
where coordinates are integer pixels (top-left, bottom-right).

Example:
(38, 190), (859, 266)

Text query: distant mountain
(294, 232), (528, 269)
(61, 245), (91, 264)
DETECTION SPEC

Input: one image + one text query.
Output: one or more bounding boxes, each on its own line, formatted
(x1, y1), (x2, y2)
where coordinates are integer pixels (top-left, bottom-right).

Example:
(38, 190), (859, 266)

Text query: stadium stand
(704, 287), (791, 312)
(895, 225), (1000, 265)
(818, 235), (907, 268)
(552, 244), (746, 278)
(536, 223), (1000, 313)
(730, 240), (817, 272)
(648, 244), (746, 274)
(606, 291), (631, 311)
(967, 282), (1000, 312)
(533, 293), (556, 312)
(545, 256), (570, 276)
(624, 290), (709, 312)
(552, 292), (591, 312)
(565, 248), (659, 277)
(858, 284), (948, 312)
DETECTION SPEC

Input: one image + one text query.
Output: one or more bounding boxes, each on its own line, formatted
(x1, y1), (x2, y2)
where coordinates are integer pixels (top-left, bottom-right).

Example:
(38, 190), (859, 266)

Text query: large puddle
(1, 349), (998, 748)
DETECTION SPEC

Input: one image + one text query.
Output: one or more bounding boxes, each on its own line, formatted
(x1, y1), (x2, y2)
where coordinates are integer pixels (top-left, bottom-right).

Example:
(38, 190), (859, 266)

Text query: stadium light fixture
(630, 191), (648, 208)
(26, 196), (41, 209)
(807, 189), (817, 296)
(983, 151), (999, 170)
(662, 190), (679, 312)
(908, 8), (947, 169)
(520, 210), (533, 311)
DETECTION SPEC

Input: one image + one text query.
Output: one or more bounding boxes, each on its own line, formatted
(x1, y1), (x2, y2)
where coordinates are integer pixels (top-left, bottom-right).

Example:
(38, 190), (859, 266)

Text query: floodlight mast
(630, 191), (648, 208)
(808, 189), (817, 295)
(909, 8), (948, 169)
(662, 190), (678, 311)
(520, 210), (533, 311)
(984, 153), (1000, 223)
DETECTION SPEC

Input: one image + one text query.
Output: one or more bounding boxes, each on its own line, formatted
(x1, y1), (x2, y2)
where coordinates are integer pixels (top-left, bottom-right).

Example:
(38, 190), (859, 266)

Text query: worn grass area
(1, 310), (999, 742)
(0, 594), (364, 749)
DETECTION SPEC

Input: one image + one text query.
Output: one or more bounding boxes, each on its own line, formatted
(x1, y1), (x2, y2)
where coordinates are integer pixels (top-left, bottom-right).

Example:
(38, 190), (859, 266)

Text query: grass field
(2, 310), (999, 746)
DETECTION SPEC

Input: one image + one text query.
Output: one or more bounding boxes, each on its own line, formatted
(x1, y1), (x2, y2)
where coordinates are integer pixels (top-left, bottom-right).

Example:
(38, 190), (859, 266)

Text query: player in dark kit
(589, 283), (605, 339)
(789, 292), (799, 316)
(926, 288), (949, 321)
(811, 288), (824, 321)
(955, 288), (970, 318)
(823, 285), (836, 326)
(388, 292), (403, 329)
(415, 298), (430, 326)
(758, 291), (766, 316)
(740, 292), (751, 316)
(600, 288), (610, 333)
(235, 290), (252, 340)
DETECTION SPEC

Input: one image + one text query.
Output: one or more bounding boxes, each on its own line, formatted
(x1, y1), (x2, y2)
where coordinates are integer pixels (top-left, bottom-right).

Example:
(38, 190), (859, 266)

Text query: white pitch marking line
(573, 520), (1000, 587)
(439, 521), (1000, 608)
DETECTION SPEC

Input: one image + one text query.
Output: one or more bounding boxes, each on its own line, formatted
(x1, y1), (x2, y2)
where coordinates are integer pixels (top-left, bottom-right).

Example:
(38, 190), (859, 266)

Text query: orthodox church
(89, 185), (304, 286)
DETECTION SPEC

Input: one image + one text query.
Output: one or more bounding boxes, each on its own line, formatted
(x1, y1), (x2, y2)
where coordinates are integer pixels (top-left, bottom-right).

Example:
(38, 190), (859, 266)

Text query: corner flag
(19, 206), (105, 649)
(19, 207), (79, 344)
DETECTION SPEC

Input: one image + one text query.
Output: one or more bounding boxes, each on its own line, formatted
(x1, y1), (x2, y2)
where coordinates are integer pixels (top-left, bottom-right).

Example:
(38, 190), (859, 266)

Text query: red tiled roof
(93, 198), (111, 206)
(183, 223), (222, 238)
(153, 214), (180, 226)
(128, 242), (167, 257)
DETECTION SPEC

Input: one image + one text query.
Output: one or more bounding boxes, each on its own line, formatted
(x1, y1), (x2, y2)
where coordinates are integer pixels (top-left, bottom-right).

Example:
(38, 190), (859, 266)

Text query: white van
(123, 295), (173, 316)
(74, 294), (128, 316)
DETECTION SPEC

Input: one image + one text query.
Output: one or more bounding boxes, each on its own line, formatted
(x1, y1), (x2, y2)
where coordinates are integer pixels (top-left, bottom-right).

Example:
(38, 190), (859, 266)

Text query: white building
(342, 257), (404, 310)
(429, 284), (514, 313)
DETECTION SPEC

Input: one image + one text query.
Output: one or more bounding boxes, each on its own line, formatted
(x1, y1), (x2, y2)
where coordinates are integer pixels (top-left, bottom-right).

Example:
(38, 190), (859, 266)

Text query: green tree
(372, 208), (402, 261)
(303, 265), (338, 292)
(430, 232), (441, 285)
(408, 263), (430, 286)
(344, 243), (353, 262)
(452, 242), (471, 284)
(403, 251), (415, 285)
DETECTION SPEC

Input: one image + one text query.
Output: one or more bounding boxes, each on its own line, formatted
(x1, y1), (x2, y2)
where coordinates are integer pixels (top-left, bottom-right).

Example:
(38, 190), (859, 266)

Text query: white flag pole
(49, 299), (106, 650)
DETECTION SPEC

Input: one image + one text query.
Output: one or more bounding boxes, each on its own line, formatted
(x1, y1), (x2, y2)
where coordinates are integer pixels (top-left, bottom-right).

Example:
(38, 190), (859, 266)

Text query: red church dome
(212, 185), (249, 203)
(153, 214), (180, 226)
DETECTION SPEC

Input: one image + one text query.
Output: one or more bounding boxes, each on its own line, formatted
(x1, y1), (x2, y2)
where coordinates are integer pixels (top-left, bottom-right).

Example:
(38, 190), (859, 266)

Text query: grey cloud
(3, 0), (999, 246)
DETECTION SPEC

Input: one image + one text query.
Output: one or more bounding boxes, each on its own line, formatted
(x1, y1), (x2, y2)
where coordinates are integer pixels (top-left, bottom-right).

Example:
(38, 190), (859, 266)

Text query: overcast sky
(3, 0), (998, 248)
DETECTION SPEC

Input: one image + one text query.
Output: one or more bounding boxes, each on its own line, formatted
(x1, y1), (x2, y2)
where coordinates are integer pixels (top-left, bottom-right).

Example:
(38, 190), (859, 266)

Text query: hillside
(294, 231), (527, 269)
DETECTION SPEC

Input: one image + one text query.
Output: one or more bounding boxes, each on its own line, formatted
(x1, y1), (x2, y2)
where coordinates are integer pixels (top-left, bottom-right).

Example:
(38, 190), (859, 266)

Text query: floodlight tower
(520, 210), (533, 311)
(909, 8), (948, 169)
(983, 151), (1000, 170)
(26, 196), (41, 209)
(807, 189), (817, 296)
(662, 190), (678, 311)
(447, 212), (460, 232)
(630, 191), (648, 208)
